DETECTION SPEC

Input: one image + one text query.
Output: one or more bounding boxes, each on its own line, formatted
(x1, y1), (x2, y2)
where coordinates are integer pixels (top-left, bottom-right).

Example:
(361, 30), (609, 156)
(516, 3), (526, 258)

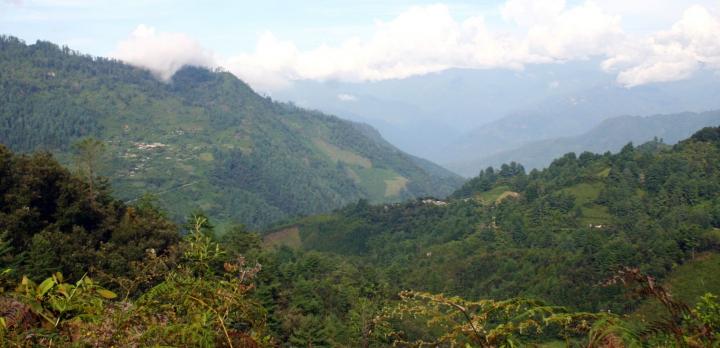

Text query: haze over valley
(275, 63), (720, 175)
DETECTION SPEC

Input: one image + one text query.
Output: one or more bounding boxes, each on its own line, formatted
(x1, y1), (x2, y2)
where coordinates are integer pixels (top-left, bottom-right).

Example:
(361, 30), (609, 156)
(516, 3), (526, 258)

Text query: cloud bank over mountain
(112, 25), (217, 81)
(108, 1), (720, 91)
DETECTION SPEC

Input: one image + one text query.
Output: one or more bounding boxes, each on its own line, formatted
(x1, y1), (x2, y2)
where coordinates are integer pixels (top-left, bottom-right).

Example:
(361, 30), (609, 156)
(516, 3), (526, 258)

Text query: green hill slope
(632, 252), (720, 322)
(268, 127), (720, 313)
(0, 36), (463, 227)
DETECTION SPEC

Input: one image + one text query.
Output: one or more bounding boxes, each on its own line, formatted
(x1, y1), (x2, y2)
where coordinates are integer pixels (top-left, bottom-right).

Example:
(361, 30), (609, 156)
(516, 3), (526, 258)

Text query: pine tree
(72, 138), (106, 208)
(289, 315), (330, 347)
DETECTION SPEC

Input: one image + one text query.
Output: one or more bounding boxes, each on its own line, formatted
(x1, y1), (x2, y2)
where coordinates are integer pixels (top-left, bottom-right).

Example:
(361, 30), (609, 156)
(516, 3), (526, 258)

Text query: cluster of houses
(134, 142), (166, 150)
(421, 198), (448, 206)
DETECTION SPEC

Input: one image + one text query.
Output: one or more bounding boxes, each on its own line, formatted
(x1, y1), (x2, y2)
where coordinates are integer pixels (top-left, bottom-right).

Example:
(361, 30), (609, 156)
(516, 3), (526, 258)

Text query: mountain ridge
(276, 62), (720, 167)
(0, 35), (463, 227)
(450, 110), (720, 175)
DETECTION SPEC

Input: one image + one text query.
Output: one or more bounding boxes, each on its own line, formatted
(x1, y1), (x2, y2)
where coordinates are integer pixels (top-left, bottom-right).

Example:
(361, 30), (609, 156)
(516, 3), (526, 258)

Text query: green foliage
(633, 253), (720, 322)
(0, 144), (179, 282)
(693, 293), (720, 335)
(379, 290), (600, 347)
(688, 126), (720, 144)
(220, 224), (262, 258)
(133, 218), (270, 347)
(0, 231), (11, 261)
(288, 127), (720, 315)
(0, 231), (13, 292)
(14, 272), (116, 327)
(374, 274), (720, 348)
(1, 217), (273, 347)
(604, 267), (720, 347)
(585, 315), (643, 348)
(72, 137), (107, 207)
(184, 211), (216, 237)
(1, 129), (720, 345)
(0, 272), (117, 345)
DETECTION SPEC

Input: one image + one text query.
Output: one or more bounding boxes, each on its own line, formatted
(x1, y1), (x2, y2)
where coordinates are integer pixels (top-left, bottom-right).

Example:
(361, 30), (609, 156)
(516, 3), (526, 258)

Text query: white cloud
(223, 2), (622, 91)
(224, 5), (491, 90)
(112, 25), (216, 81)
(110, 2), (720, 90)
(604, 5), (720, 87)
(597, 0), (719, 28)
(522, 1), (623, 60)
(337, 93), (357, 102)
(223, 32), (300, 90)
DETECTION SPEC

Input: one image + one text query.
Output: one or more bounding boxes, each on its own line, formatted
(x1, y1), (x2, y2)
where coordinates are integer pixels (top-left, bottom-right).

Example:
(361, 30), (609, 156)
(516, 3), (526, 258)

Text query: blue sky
(2, 0), (719, 91)
(2, 0), (709, 55)
(1, 0), (504, 55)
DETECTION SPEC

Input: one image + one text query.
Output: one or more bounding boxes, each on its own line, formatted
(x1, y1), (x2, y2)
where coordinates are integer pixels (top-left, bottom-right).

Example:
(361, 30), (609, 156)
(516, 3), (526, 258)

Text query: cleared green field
(596, 167), (611, 178)
(562, 182), (611, 225)
(313, 138), (372, 168)
(563, 183), (600, 205)
(263, 226), (302, 249)
(475, 185), (512, 204)
(198, 152), (214, 161)
(384, 176), (409, 197)
(355, 167), (407, 200)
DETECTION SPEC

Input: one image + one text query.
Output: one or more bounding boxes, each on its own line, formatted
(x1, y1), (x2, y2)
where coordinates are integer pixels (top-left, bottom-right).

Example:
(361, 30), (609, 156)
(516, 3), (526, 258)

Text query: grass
(474, 185), (511, 205)
(263, 226), (302, 249)
(495, 191), (520, 203)
(384, 176), (409, 197)
(563, 183), (600, 205)
(177, 162), (195, 174)
(596, 167), (611, 178)
(313, 138), (372, 168)
(199, 152), (214, 161)
(562, 182), (612, 225)
(579, 205), (611, 225)
(355, 167), (406, 201)
(345, 167), (361, 184)
(632, 252), (720, 322)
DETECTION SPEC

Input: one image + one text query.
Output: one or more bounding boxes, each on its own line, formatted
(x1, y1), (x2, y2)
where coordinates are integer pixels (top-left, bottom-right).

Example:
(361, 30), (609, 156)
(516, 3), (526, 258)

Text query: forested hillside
(3, 129), (720, 346)
(0, 36), (462, 227)
(268, 127), (720, 315)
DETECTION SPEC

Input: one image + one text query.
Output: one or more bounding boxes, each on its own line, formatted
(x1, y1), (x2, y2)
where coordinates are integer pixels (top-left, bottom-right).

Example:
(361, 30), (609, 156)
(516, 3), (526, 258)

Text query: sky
(2, 0), (720, 91)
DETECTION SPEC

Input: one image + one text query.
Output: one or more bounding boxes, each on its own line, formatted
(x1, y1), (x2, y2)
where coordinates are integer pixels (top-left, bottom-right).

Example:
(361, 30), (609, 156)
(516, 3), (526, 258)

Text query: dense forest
(2, 127), (720, 346)
(277, 129), (720, 314)
(0, 36), (462, 228)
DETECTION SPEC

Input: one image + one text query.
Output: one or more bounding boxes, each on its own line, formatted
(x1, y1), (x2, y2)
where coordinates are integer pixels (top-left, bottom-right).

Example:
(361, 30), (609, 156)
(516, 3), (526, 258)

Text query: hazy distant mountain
(274, 61), (611, 160)
(0, 36), (463, 227)
(445, 75), (720, 167)
(275, 61), (720, 166)
(450, 111), (720, 176)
